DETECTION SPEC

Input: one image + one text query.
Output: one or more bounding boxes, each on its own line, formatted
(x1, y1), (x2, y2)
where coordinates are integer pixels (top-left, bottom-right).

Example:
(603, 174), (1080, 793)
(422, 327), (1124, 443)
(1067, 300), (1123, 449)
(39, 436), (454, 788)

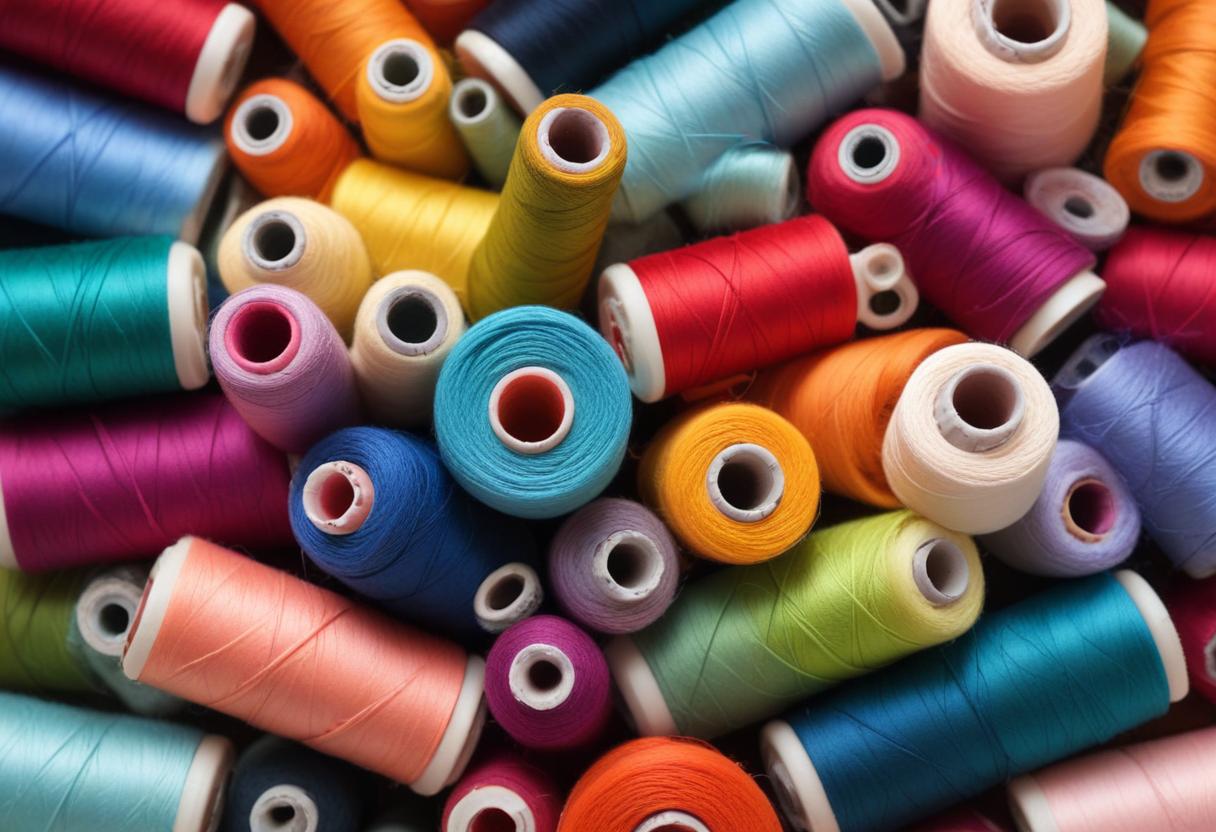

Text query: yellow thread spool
(466, 94), (627, 320)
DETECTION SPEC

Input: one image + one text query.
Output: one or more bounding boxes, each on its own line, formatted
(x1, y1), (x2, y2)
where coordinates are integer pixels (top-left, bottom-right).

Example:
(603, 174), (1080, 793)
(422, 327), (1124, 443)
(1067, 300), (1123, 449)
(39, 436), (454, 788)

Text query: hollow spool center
(226, 300), (300, 373)
(1064, 478), (1116, 541)
(301, 461), (375, 535)
(537, 107), (610, 174)
(489, 367), (575, 454)
(912, 539), (970, 606)
(508, 643), (575, 711)
(596, 531), (665, 601)
(936, 364), (1026, 453)
(707, 443), (785, 523)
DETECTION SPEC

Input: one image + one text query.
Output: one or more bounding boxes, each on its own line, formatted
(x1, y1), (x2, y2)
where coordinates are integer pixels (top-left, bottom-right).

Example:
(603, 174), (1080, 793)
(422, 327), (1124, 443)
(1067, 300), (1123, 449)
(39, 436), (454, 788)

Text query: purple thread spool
(484, 615), (612, 752)
(210, 284), (362, 453)
(981, 439), (1140, 577)
(548, 498), (680, 634)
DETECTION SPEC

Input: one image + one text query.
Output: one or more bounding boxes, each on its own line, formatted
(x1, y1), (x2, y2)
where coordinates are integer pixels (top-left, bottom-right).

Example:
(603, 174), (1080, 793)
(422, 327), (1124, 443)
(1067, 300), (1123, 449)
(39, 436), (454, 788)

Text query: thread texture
(682, 143), (800, 234)
(0, 569), (96, 693)
(442, 752), (561, 832)
(406, 0), (487, 44)
(1167, 575), (1216, 704)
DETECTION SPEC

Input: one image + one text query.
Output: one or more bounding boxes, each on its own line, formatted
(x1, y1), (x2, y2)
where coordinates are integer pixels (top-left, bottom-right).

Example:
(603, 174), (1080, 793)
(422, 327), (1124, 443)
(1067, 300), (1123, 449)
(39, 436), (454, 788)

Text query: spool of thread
(1104, 0), (1216, 223)
(222, 736), (371, 832)
(918, 0), (1106, 182)
(450, 78), (522, 189)
(226, 79), (361, 201)
(981, 439), (1140, 577)
(762, 570), (1189, 832)
(1008, 726), (1216, 832)
(558, 737), (783, 832)
(350, 271), (466, 427)
(548, 498), (680, 635)
(0, 394), (291, 572)
(1024, 168), (1130, 250)
(1096, 227), (1216, 364)
(210, 285), (362, 453)
(123, 536), (486, 795)
(808, 108), (1103, 356)
(466, 95), (626, 319)
(882, 342), (1059, 534)
(405, 0), (487, 44)
(0, 237), (209, 408)
(590, 0), (904, 223)
(290, 427), (539, 641)
(0, 691), (233, 832)
(357, 38), (470, 180)
(0, 568), (98, 693)
(638, 402), (821, 564)
(217, 197), (374, 336)
(0, 0), (255, 124)
(443, 752), (561, 832)
(250, 0), (441, 122)
(681, 144), (802, 235)
(0, 63), (225, 242)
(1105, 1), (1148, 85)
(599, 215), (918, 402)
(484, 615), (612, 751)
(610, 510), (983, 739)
(750, 328), (968, 507)
(1167, 575), (1216, 704)
(434, 306), (631, 519)
(1055, 336), (1216, 577)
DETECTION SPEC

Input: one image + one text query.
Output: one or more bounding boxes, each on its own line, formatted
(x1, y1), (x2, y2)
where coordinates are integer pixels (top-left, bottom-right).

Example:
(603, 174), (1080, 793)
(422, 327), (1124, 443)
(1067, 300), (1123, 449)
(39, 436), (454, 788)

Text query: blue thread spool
(435, 306), (632, 519)
(760, 571), (1188, 832)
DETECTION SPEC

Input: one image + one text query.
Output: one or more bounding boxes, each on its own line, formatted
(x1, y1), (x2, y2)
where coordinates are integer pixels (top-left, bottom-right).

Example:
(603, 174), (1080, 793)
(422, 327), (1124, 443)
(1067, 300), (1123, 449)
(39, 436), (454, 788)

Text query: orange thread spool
(750, 328), (968, 508)
(558, 737), (783, 832)
(404, 0), (488, 44)
(122, 536), (485, 796)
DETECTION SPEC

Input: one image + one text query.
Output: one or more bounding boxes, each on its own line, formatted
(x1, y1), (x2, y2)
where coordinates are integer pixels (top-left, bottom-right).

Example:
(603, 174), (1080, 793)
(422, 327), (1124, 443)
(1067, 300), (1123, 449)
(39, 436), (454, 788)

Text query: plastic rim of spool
(508, 642), (576, 711)
(488, 367), (575, 454)
(1062, 478), (1116, 543)
(759, 720), (840, 832)
(446, 784), (536, 832)
(707, 443), (785, 523)
(231, 94), (294, 157)
(1113, 570), (1188, 702)
(537, 106), (611, 174)
(301, 461), (376, 535)
(186, 3), (256, 124)
(377, 283), (449, 357)
(414, 655), (488, 796)
(123, 537), (198, 680)
(177, 734), (235, 832)
(474, 563), (545, 634)
(244, 210), (307, 272)
(455, 29), (544, 114)
(168, 241), (211, 391)
(594, 530), (667, 605)
(850, 243), (919, 330)
(598, 263), (666, 403)
(224, 299), (302, 374)
(972, 0), (1071, 63)
(249, 785), (319, 832)
(1138, 150), (1205, 205)
(76, 570), (145, 657)
(838, 124), (902, 186)
(634, 812), (712, 832)
(450, 78), (498, 126)
(367, 39), (434, 104)
(603, 637), (678, 736)
(934, 363), (1027, 453)
(1007, 773), (1061, 832)
(837, 0), (907, 79)
(1023, 168), (1130, 251)
(912, 539), (971, 606)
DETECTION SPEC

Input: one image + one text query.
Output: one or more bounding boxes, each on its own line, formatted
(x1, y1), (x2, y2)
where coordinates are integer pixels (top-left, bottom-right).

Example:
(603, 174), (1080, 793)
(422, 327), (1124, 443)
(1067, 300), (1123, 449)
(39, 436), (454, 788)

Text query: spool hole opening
(991, 0), (1060, 44)
(1067, 480), (1116, 536)
(315, 472), (356, 522)
(1154, 152), (1190, 183)
(459, 87), (489, 119)
(952, 368), (1019, 431)
(99, 603), (131, 638)
(869, 290), (902, 316)
(244, 106), (280, 141)
(381, 51), (421, 88)
(920, 539), (969, 601)
(268, 805), (296, 827)
(487, 575), (525, 611)
(471, 809), (518, 832)
(497, 374), (567, 445)
(1064, 196), (1094, 219)
(547, 109), (606, 165)
(717, 458), (775, 513)
(606, 541), (659, 591)
(231, 304), (294, 365)
(851, 136), (888, 171)
(253, 219), (297, 264)
(386, 294), (438, 345)
(527, 659), (563, 693)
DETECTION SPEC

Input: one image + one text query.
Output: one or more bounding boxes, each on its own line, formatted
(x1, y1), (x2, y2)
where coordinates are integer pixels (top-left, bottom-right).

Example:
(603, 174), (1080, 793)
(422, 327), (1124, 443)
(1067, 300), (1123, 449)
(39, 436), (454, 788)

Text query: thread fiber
(406, 0), (487, 44)
(681, 143), (801, 234)
(0, 568), (96, 693)
(442, 752), (561, 832)
(449, 79), (522, 189)
(1167, 575), (1216, 704)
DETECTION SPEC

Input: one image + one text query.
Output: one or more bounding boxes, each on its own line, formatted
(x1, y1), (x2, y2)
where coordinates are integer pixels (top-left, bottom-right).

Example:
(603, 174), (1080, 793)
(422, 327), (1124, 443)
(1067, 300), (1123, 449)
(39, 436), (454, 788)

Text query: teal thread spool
(0, 236), (209, 408)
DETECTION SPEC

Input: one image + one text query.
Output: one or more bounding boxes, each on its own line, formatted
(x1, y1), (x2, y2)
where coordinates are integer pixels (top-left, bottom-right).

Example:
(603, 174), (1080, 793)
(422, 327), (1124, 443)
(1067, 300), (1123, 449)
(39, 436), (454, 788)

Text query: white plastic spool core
(935, 364), (1026, 453)
(1024, 168), (1130, 250)
(378, 286), (448, 357)
(250, 785), (319, 832)
(595, 531), (666, 604)
(1113, 570), (1188, 702)
(508, 643), (575, 711)
(839, 124), (901, 185)
(179, 734), (234, 832)
(1009, 270), (1106, 358)
(413, 655), (488, 796)
(245, 211), (306, 271)
(77, 572), (144, 656)
(1063, 478), (1116, 542)
(474, 563), (544, 633)
(186, 4), (256, 124)
(850, 243), (918, 330)
(301, 461), (376, 535)
(446, 785), (535, 832)
(454, 29), (545, 114)
(452, 78), (495, 124)
(973, 0), (1071, 62)
(368, 39), (434, 103)
(604, 637), (677, 737)
(707, 443), (785, 523)
(760, 720), (839, 832)
(231, 94), (294, 157)
(1138, 150), (1205, 204)
(168, 241), (211, 390)
(598, 263), (665, 402)
(1007, 774), (1058, 832)
(634, 812), (712, 832)
(489, 367), (575, 454)
(226, 300), (301, 374)
(537, 107), (611, 174)
(913, 539), (970, 606)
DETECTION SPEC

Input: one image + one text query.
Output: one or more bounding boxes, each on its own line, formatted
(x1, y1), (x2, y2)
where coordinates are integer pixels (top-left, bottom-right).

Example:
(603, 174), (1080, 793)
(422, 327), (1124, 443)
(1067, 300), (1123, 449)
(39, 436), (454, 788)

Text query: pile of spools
(3, 0), (1216, 830)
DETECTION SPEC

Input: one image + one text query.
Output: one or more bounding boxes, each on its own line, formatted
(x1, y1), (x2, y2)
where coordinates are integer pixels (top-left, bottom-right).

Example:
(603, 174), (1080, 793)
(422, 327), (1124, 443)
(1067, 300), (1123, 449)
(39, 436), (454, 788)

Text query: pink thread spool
(442, 752), (561, 832)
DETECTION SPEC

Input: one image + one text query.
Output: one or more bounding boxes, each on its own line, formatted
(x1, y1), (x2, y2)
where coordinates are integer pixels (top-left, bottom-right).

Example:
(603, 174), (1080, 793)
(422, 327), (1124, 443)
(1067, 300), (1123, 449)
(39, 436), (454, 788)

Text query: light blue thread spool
(681, 142), (802, 234)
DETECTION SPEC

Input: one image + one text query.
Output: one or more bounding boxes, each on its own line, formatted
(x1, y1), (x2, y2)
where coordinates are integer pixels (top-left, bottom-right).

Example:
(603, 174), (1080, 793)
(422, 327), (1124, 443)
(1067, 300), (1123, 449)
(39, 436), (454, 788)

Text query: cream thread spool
(449, 78), (521, 189)
(250, 786), (318, 832)
(473, 563), (545, 634)
(1025, 167), (1130, 250)
(186, 4), (257, 124)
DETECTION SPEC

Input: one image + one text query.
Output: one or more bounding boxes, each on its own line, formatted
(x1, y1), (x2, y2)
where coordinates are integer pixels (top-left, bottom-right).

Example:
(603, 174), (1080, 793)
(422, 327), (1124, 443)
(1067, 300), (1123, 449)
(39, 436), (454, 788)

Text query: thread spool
(226, 79), (361, 201)
(1167, 576), (1216, 704)
(450, 78), (522, 189)
(638, 403), (821, 564)
(610, 510), (982, 739)
(357, 38), (470, 179)
(558, 738), (783, 832)
(1096, 227), (1216, 365)
(218, 197), (374, 336)
(981, 439), (1140, 576)
(350, 271), (466, 427)
(405, 0), (486, 44)
(442, 753), (561, 832)
(0, 691), (232, 832)
(762, 570), (1189, 832)
(0, 237), (209, 408)
(808, 108), (1103, 355)
(0, 394), (291, 572)
(1054, 336), (1216, 577)
(1104, 0), (1216, 223)
(0, 63), (226, 242)
(435, 306), (631, 519)
(123, 536), (485, 795)
(1024, 168), (1130, 250)
(599, 215), (918, 402)
(1105, 1), (1148, 85)
(882, 342), (1058, 534)
(1008, 726), (1216, 832)
(548, 498), (680, 634)
(918, 0), (1106, 181)
(210, 285), (362, 453)
(466, 95), (626, 319)
(681, 143), (802, 234)
(290, 427), (538, 641)
(0, 568), (98, 693)
(590, 0), (904, 223)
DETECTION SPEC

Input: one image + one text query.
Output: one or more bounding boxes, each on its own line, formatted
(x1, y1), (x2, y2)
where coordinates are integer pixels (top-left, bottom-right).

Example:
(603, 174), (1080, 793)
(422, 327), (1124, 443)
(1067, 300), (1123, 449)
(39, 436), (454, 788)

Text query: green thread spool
(450, 77), (522, 189)
(607, 510), (985, 739)
(0, 236), (209, 408)
(1105, 2), (1147, 86)
(0, 567), (97, 692)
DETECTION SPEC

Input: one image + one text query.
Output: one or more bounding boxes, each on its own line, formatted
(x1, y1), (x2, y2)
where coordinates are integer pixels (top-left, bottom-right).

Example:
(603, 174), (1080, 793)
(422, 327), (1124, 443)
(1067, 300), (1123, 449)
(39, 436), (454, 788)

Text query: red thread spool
(1098, 227), (1216, 365)
(406, 0), (489, 44)
(597, 215), (917, 402)
(1168, 575), (1216, 705)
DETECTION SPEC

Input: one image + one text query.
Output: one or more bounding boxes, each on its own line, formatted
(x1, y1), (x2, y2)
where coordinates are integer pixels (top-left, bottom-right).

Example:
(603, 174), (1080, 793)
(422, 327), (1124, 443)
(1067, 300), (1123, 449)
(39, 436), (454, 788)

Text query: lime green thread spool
(607, 510), (985, 739)
(0, 568), (97, 692)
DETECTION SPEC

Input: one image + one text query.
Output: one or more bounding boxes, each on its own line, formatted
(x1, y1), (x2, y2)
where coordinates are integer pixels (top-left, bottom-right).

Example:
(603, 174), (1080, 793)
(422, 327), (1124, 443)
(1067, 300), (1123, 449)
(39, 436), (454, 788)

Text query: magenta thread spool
(442, 752), (561, 832)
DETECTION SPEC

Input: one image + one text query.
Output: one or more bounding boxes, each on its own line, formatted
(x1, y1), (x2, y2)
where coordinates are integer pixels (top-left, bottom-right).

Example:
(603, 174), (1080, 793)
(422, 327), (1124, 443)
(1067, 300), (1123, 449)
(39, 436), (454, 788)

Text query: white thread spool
(177, 735), (235, 832)
(1025, 167), (1130, 250)
(186, 4), (256, 124)
(488, 367), (575, 454)
(593, 531), (667, 610)
(249, 785), (319, 832)
(1138, 150), (1206, 206)
(450, 78), (521, 188)
(473, 563), (545, 634)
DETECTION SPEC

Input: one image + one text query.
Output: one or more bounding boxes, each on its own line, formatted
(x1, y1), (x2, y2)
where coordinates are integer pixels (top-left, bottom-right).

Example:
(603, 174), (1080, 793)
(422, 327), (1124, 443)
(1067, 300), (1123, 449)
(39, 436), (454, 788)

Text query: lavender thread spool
(548, 498), (680, 634)
(981, 439), (1141, 577)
